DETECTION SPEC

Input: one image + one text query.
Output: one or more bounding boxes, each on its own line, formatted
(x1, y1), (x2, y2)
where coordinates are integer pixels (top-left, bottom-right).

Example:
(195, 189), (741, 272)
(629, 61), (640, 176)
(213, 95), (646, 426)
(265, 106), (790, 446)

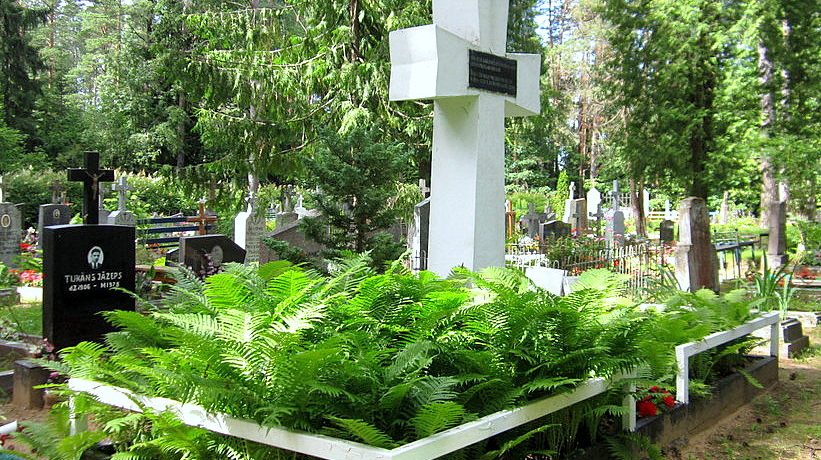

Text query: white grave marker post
(389, 0), (540, 276)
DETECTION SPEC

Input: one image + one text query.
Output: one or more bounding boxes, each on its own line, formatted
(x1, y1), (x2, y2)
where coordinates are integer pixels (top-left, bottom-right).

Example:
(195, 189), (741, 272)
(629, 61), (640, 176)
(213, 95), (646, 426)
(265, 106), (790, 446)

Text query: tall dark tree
(0, 0), (46, 145)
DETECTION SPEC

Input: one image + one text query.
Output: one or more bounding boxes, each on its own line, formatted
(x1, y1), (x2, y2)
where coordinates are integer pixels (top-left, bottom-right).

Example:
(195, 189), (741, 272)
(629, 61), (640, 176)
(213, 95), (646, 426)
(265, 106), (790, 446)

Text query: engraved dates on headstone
(468, 50), (518, 97)
(43, 225), (136, 350)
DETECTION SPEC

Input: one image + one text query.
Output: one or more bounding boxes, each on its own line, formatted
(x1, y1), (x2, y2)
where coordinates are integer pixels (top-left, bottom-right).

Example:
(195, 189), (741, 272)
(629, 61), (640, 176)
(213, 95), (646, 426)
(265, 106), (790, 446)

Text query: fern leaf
(410, 401), (469, 438)
(327, 417), (398, 448)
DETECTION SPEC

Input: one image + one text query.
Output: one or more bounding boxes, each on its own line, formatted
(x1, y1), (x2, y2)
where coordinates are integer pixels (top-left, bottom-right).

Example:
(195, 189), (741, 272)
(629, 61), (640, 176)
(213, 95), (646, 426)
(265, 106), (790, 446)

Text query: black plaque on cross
(68, 151), (115, 224)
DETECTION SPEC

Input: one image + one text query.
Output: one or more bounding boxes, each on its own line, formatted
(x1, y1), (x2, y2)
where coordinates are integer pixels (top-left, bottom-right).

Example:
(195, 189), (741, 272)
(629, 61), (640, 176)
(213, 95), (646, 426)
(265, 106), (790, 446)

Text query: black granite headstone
(43, 225), (135, 350)
(540, 220), (571, 240)
(179, 234), (245, 276)
(660, 219), (675, 244)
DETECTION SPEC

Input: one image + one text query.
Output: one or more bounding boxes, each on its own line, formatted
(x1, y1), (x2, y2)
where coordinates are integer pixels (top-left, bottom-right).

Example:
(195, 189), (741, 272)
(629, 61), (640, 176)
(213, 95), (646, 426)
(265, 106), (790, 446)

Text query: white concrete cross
(112, 177), (132, 212)
(389, 0), (540, 276)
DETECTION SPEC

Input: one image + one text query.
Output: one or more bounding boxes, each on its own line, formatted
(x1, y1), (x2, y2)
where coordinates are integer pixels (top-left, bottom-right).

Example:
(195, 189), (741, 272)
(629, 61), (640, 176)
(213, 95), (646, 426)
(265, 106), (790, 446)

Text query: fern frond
(410, 401), (469, 438)
(327, 417), (398, 448)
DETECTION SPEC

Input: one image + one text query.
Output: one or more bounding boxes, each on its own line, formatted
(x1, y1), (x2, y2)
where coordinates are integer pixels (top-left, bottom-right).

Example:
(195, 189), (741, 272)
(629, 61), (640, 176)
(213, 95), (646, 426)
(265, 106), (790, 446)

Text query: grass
(0, 302), (42, 338)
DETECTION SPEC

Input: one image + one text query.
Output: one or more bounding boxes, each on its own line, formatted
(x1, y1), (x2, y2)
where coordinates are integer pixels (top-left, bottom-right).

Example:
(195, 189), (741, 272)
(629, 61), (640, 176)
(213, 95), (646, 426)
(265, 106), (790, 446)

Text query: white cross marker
(112, 177), (132, 212)
(389, 0), (540, 276)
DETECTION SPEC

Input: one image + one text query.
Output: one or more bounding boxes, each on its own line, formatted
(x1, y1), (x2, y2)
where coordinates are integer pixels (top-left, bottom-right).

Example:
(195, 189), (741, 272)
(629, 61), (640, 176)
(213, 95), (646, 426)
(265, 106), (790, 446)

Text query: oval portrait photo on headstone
(0, 214), (9, 228)
(53, 209), (61, 219)
(87, 246), (104, 269)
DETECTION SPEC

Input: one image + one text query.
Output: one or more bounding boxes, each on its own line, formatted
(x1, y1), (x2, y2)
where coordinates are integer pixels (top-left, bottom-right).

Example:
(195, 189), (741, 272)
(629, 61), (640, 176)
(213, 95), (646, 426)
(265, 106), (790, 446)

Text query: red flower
(637, 400), (658, 417)
(649, 386), (661, 392)
(0, 433), (11, 446)
(663, 395), (676, 408)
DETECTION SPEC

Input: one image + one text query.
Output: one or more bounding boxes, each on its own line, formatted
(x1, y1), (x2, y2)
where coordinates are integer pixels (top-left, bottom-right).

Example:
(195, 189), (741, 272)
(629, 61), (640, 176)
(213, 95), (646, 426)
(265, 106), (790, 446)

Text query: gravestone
(674, 197), (719, 292)
(234, 194), (265, 264)
(586, 187), (601, 220)
(42, 225), (135, 350)
(543, 203), (556, 221)
(37, 183), (71, 248)
(540, 220), (571, 240)
(563, 182), (576, 223)
(570, 199), (588, 232)
(719, 191), (730, 225)
(409, 198), (431, 270)
(659, 219), (675, 244)
(389, 0), (540, 275)
(67, 151), (115, 225)
(179, 234), (246, 276)
(605, 183), (625, 247)
(107, 177), (136, 226)
(766, 200), (787, 268)
(589, 203), (604, 236)
(520, 203), (542, 238)
(0, 178), (22, 267)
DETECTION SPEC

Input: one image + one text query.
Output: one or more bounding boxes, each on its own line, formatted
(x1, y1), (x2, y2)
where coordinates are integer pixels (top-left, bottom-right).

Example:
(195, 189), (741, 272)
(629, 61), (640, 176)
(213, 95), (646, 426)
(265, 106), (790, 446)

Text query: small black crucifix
(186, 199), (218, 235)
(67, 151), (115, 224)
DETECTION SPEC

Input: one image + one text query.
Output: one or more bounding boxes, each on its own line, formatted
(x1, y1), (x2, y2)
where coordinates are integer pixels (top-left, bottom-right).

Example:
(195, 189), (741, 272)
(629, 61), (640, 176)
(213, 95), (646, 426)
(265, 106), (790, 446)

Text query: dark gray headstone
(520, 203), (542, 238)
(42, 225), (136, 350)
(540, 220), (571, 240)
(179, 234), (246, 276)
(660, 219), (675, 243)
(37, 204), (71, 247)
(0, 203), (21, 267)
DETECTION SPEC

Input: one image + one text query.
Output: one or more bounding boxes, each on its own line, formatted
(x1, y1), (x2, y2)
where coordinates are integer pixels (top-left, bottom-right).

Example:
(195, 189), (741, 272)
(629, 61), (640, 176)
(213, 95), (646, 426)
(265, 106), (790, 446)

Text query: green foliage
(751, 263), (794, 316)
(301, 123), (413, 255)
(60, 262), (653, 457)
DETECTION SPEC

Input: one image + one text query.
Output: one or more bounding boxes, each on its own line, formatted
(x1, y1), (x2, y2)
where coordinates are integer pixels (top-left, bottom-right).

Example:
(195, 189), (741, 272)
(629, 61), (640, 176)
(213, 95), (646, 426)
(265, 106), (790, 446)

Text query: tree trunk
(757, 39), (778, 228)
(630, 179), (646, 237)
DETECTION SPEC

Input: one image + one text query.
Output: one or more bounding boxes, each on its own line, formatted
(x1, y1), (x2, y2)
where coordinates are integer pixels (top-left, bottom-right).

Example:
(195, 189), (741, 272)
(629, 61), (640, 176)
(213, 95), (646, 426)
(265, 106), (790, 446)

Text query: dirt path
(671, 327), (821, 460)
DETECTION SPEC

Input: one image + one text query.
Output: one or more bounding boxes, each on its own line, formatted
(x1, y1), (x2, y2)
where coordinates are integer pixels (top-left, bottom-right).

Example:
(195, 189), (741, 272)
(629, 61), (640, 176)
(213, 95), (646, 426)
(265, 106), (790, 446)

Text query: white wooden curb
(674, 311), (780, 404)
(70, 374), (634, 460)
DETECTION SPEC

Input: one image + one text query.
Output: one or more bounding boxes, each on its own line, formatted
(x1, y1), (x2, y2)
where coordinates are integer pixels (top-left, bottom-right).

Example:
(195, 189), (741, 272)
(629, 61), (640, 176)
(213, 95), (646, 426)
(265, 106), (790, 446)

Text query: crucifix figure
(68, 151), (115, 224)
(389, 0), (541, 275)
(49, 181), (64, 205)
(112, 177), (132, 212)
(187, 199), (217, 235)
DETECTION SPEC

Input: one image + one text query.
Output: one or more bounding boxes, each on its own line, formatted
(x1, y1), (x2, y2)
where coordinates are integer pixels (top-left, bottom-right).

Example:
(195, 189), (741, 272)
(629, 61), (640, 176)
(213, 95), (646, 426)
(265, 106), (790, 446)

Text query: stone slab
(179, 234), (245, 276)
(784, 335), (810, 358)
(12, 359), (50, 409)
(781, 318), (804, 342)
(0, 369), (13, 393)
(784, 311), (820, 329)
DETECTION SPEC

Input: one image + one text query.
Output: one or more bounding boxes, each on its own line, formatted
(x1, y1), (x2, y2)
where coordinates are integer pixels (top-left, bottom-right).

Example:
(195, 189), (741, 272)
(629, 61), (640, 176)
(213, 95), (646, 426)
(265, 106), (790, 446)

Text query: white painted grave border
(674, 311), (780, 405)
(69, 374), (635, 460)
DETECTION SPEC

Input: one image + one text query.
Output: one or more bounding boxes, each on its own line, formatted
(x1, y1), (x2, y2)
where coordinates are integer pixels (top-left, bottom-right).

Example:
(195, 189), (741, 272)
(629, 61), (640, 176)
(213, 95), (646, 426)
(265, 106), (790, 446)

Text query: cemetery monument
(0, 177), (22, 267)
(389, 0), (540, 276)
